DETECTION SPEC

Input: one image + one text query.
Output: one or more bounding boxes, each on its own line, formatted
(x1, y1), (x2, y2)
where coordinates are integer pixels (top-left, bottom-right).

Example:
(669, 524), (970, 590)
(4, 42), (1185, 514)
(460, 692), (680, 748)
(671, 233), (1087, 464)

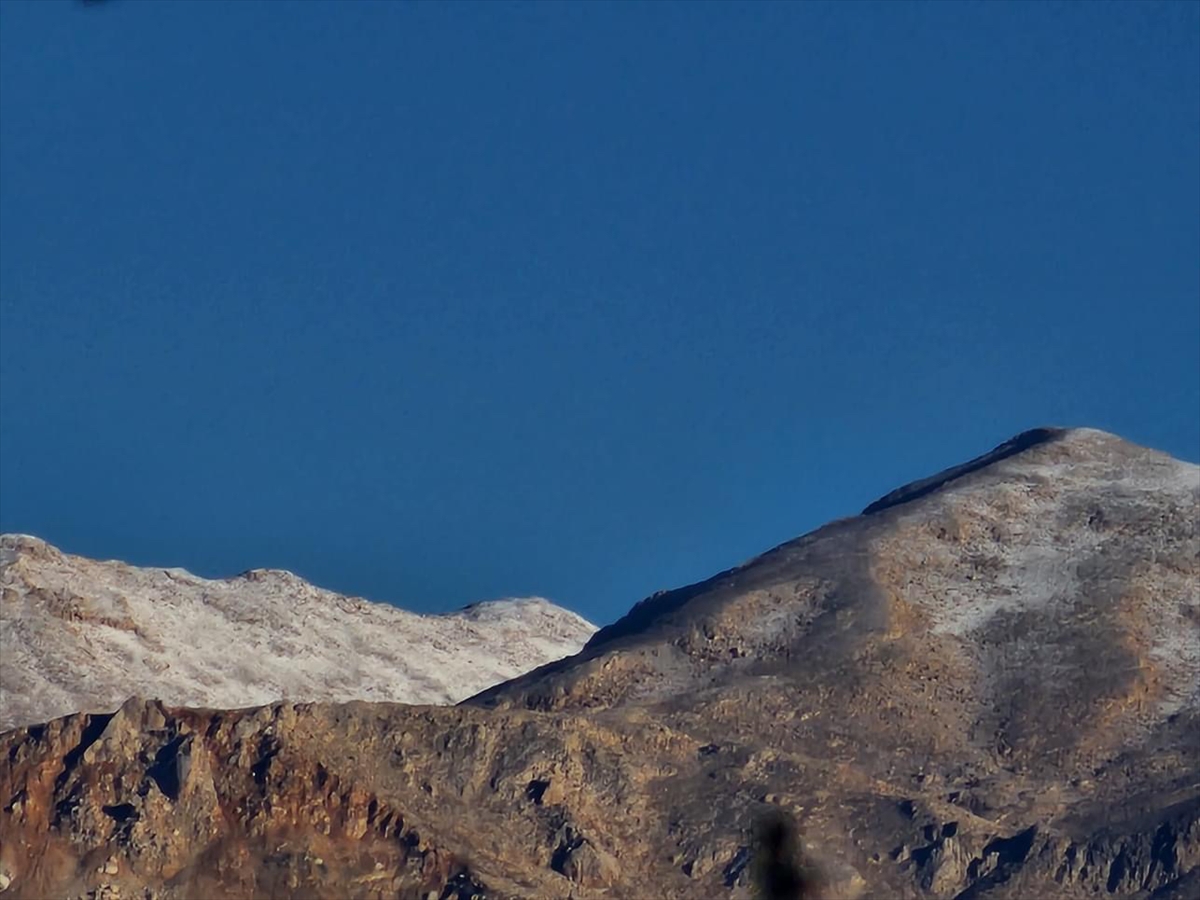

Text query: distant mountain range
(0, 534), (595, 732)
(1, 427), (1197, 899)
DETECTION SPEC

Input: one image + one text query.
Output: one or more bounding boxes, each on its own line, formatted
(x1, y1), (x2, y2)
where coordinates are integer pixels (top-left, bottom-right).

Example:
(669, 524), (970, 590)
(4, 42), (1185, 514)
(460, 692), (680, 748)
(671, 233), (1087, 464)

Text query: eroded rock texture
(1, 428), (1197, 899)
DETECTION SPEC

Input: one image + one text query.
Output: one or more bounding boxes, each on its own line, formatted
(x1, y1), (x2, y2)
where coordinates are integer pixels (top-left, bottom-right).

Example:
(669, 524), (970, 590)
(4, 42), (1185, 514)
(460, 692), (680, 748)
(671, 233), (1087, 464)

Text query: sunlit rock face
(1, 428), (1197, 900)
(0, 535), (596, 731)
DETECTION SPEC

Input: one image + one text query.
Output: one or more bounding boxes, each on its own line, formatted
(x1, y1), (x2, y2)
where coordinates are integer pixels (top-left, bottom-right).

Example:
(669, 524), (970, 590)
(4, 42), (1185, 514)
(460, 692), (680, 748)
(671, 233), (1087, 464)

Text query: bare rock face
(1, 428), (1197, 899)
(0, 538), (596, 732)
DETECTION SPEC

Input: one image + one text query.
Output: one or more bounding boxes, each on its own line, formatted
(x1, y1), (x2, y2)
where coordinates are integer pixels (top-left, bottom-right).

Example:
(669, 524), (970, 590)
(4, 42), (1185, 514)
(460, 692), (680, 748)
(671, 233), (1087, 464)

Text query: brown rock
(1, 428), (1196, 899)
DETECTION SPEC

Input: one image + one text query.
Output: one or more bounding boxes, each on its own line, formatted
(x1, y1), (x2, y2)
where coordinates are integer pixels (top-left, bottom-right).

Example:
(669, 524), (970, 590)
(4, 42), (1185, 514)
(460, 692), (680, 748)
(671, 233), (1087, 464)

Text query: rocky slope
(0, 536), (596, 732)
(1, 427), (1197, 899)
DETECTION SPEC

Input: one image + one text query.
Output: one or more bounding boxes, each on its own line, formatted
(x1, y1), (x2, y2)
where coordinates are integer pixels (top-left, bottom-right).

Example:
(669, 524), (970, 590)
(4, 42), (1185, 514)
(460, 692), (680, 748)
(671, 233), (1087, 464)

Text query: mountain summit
(1, 428), (1196, 900)
(475, 427), (1198, 723)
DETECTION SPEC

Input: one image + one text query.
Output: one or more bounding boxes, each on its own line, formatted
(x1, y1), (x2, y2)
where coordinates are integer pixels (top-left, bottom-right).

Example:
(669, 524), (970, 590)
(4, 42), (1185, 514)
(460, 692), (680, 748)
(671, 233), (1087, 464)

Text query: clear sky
(1, 1), (1197, 624)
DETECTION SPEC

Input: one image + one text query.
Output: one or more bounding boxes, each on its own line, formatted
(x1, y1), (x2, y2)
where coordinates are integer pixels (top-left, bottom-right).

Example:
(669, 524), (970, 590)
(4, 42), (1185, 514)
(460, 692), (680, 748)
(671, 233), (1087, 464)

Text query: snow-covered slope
(0, 536), (596, 731)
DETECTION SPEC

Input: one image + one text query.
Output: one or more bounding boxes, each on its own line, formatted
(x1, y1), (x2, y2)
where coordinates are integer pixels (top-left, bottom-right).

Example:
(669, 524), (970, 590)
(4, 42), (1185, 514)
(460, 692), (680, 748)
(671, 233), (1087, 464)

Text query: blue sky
(1, 1), (1197, 623)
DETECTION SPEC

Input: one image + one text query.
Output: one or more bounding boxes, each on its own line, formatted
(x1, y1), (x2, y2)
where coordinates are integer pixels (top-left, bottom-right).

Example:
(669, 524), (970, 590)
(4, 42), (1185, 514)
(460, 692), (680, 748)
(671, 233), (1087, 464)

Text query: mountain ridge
(0, 534), (595, 732)
(472, 426), (1198, 714)
(1, 426), (1197, 900)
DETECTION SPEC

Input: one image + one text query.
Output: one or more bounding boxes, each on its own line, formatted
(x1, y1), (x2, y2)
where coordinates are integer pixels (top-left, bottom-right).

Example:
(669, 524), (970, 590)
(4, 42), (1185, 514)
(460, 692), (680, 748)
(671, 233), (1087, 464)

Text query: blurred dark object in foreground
(753, 809), (826, 900)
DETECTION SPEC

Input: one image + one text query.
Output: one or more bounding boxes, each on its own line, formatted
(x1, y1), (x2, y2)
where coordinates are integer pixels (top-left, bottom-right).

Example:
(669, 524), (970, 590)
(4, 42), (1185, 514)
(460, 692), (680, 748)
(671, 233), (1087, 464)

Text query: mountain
(1, 427), (1197, 900)
(0, 535), (596, 732)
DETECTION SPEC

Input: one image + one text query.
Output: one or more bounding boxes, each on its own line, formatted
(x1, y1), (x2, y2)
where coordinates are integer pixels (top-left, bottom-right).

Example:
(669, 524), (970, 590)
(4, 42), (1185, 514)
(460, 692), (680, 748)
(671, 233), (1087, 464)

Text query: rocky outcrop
(0, 698), (676, 899)
(0, 536), (596, 732)
(1, 428), (1197, 899)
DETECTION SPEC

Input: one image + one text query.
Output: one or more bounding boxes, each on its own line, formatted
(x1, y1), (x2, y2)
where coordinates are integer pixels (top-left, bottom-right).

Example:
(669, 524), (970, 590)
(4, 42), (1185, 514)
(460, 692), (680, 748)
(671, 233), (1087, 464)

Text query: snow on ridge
(0, 535), (597, 732)
(870, 427), (1200, 721)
